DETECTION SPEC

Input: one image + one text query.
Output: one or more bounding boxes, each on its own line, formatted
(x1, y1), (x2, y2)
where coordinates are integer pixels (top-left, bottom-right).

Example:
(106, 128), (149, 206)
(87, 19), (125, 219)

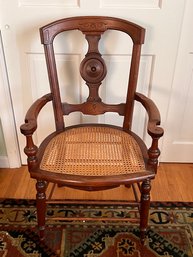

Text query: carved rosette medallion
(80, 55), (107, 84)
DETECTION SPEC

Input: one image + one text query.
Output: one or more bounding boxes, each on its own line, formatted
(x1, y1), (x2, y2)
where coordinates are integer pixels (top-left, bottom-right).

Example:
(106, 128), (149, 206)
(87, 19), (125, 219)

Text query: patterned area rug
(0, 199), (192, 257)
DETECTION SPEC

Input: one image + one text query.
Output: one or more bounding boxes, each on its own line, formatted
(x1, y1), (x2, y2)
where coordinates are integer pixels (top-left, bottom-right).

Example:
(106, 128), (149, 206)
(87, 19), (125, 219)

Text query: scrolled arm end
(20, 120), (37, 135)
(148, 122), (164, 138)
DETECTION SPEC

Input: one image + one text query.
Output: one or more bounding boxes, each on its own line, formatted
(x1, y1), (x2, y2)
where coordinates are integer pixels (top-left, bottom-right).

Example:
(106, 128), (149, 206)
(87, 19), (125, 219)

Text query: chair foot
(140, 179), (151, 244)
(39, 228), (45, 241)
(140, 229), (147, 245)
(36, 180), (47, 240)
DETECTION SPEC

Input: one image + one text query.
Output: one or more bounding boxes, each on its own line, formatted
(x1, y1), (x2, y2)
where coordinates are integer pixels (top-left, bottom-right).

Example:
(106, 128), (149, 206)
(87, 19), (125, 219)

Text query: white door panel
(0, 0), (191, 164)
(161, 0), (193, 162)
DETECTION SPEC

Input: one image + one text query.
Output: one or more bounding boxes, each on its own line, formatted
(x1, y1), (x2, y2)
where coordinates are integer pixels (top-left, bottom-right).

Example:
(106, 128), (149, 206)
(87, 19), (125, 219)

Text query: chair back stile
(40, 16), (145, 130)
(43, 44), (65, 131)
(123, 44), (143, 131)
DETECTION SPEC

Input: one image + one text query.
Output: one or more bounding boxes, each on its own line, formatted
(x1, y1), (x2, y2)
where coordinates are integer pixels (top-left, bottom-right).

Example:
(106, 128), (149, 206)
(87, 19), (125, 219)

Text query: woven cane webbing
(40, 126), (145, 176)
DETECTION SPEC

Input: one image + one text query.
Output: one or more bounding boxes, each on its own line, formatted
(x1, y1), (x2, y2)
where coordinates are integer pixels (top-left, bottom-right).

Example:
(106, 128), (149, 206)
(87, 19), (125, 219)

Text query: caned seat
(40, 126), (145, 176)
(20, 16), (164, 245)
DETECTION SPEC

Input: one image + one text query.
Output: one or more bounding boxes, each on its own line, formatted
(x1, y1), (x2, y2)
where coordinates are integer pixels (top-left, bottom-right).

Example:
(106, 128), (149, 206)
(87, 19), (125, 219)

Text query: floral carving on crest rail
(79, 22), (107, 32)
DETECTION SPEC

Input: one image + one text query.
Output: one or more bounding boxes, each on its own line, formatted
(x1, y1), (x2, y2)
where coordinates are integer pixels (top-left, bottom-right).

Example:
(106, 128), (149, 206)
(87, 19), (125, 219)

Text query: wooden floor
(0, 163), (192, 202)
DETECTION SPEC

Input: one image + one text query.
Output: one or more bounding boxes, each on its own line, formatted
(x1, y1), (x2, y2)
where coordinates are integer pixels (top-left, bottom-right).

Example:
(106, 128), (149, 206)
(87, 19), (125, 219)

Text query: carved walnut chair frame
(20, 16), (164, 244)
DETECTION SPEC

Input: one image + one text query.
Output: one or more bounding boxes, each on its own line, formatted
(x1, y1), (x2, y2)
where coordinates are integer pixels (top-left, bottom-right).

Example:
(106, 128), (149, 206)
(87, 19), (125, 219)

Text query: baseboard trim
(0, 156), (9, 168)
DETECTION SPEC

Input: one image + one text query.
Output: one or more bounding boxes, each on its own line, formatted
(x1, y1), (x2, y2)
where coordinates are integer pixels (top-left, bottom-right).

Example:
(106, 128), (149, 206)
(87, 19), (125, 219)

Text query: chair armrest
(20, 93), (52, 135)
(134, 92), (164, 138)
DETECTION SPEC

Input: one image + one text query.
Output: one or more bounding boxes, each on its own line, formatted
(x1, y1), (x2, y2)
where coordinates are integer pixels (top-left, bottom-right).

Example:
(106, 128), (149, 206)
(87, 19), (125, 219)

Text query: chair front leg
(140, 179), (151, 245)
(36, 180), (47, 240)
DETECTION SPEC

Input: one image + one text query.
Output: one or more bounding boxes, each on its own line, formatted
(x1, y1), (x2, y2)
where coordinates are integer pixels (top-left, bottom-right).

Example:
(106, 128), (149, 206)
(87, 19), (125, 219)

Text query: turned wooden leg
(140, 179), (151, 245)
(148, 138), (160, 174)
(36, 180), (47, 240)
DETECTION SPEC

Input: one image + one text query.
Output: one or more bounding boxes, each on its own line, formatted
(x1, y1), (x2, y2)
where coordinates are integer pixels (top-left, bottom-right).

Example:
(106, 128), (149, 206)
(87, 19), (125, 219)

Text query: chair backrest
(40, 16), (145, 132)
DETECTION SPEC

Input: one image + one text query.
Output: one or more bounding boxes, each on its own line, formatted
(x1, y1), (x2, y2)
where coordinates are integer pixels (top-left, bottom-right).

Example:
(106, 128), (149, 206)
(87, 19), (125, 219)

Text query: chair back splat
(21, 16), (164, 245)
(40, 16), (145, 131)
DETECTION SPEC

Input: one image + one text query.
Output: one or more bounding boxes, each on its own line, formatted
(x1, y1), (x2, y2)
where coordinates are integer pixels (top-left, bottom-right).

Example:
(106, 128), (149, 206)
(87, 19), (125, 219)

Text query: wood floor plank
(0, 163), (192, 201)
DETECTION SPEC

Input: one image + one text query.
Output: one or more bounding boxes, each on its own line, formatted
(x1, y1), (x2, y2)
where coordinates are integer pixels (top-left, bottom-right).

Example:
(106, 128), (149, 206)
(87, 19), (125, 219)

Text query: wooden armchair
(20, 16), (164, 244)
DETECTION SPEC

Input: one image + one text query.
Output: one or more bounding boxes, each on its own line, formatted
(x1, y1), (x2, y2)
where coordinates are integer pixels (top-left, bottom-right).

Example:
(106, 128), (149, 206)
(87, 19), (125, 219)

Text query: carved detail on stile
(79, 22), (107, 32)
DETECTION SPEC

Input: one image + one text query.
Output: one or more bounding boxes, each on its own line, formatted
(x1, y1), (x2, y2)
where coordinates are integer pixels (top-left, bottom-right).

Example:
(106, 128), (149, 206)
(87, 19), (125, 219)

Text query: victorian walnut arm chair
(20, 16), (164, 244)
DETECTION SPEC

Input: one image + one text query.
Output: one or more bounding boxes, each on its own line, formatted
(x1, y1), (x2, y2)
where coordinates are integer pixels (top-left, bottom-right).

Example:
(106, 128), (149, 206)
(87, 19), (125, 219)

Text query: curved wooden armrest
(134, 92), (164, 138)
(20, 93), (52, 135)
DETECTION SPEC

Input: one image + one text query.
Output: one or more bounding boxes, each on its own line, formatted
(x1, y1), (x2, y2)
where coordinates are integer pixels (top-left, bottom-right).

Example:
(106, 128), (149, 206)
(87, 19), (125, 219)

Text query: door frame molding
(0, 31), (21, 168)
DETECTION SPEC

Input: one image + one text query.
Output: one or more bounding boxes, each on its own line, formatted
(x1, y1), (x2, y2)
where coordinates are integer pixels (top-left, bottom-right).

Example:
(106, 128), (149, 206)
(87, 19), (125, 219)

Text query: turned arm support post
(135, 92), (164, 173)
(20, 93), (52, 168)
